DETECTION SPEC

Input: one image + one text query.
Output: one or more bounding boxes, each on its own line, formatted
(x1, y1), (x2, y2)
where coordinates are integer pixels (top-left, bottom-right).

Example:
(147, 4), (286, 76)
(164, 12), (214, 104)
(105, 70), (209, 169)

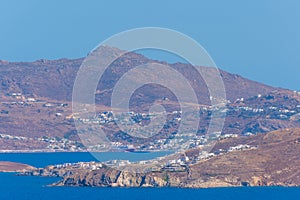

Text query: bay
(0, 152), (171, 168)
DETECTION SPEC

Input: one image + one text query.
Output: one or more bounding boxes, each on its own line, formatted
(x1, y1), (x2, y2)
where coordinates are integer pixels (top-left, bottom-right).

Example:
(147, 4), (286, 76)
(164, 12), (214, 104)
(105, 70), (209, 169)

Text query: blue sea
(0, 152), (299, 200)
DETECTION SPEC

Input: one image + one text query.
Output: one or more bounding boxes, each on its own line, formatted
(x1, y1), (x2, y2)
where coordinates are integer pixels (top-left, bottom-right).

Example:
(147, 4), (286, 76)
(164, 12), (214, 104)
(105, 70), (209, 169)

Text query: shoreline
(0, 149), (169, 153)
(0, 150), (89, 153)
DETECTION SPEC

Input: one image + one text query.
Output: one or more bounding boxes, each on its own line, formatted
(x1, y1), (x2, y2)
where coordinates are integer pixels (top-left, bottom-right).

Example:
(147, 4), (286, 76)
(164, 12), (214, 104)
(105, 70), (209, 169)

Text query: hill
(0, 46), (300, 151)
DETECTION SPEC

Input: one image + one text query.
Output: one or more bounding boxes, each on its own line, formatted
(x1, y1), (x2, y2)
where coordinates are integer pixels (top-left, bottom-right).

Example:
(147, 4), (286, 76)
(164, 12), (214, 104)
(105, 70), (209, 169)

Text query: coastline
(3, 128), (300, 189)
(0, 150), (89, 153)
(0, 149), (170, 153)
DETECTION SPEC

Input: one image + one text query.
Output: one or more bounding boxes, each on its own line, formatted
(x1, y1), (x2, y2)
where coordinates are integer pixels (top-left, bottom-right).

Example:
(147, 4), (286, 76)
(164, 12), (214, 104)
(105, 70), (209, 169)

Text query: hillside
(0, 51), (279, 104)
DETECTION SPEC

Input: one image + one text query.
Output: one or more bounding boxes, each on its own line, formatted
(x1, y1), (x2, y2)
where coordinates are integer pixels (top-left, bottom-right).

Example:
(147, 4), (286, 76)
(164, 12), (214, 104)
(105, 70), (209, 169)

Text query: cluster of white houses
(52, 162), (103, 170)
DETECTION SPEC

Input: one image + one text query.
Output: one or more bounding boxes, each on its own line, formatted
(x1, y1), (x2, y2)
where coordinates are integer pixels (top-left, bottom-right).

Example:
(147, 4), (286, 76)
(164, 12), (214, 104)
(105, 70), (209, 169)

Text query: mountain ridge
(0, 49), (285, 104)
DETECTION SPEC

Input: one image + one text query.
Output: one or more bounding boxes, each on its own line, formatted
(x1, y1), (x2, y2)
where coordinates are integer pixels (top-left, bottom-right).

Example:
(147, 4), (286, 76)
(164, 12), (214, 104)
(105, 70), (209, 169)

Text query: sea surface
(0, 152), (299, 200)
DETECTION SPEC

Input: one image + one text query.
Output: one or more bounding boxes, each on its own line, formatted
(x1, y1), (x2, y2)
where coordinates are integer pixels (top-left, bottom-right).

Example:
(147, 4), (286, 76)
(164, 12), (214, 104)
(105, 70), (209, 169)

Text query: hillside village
(1, 90), (300, 153)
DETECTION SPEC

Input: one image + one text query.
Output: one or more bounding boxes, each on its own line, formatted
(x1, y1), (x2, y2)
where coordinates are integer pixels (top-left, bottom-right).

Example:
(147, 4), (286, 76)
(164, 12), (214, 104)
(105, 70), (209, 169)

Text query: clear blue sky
(0, 0), (299, 90)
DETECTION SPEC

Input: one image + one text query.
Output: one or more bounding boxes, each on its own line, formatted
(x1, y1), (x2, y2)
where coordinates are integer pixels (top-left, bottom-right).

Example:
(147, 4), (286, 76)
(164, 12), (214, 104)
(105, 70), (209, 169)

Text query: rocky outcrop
(55, 170), (170, 187)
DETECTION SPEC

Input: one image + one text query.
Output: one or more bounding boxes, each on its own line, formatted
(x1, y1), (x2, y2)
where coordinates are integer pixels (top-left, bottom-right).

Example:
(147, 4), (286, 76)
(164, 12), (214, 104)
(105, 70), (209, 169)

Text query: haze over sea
(0, 153), (299, 200)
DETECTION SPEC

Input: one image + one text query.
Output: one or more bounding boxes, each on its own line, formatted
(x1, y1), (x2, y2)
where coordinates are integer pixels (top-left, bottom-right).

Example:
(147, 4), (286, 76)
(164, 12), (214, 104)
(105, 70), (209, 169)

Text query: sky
(0, 0), (299, 90)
